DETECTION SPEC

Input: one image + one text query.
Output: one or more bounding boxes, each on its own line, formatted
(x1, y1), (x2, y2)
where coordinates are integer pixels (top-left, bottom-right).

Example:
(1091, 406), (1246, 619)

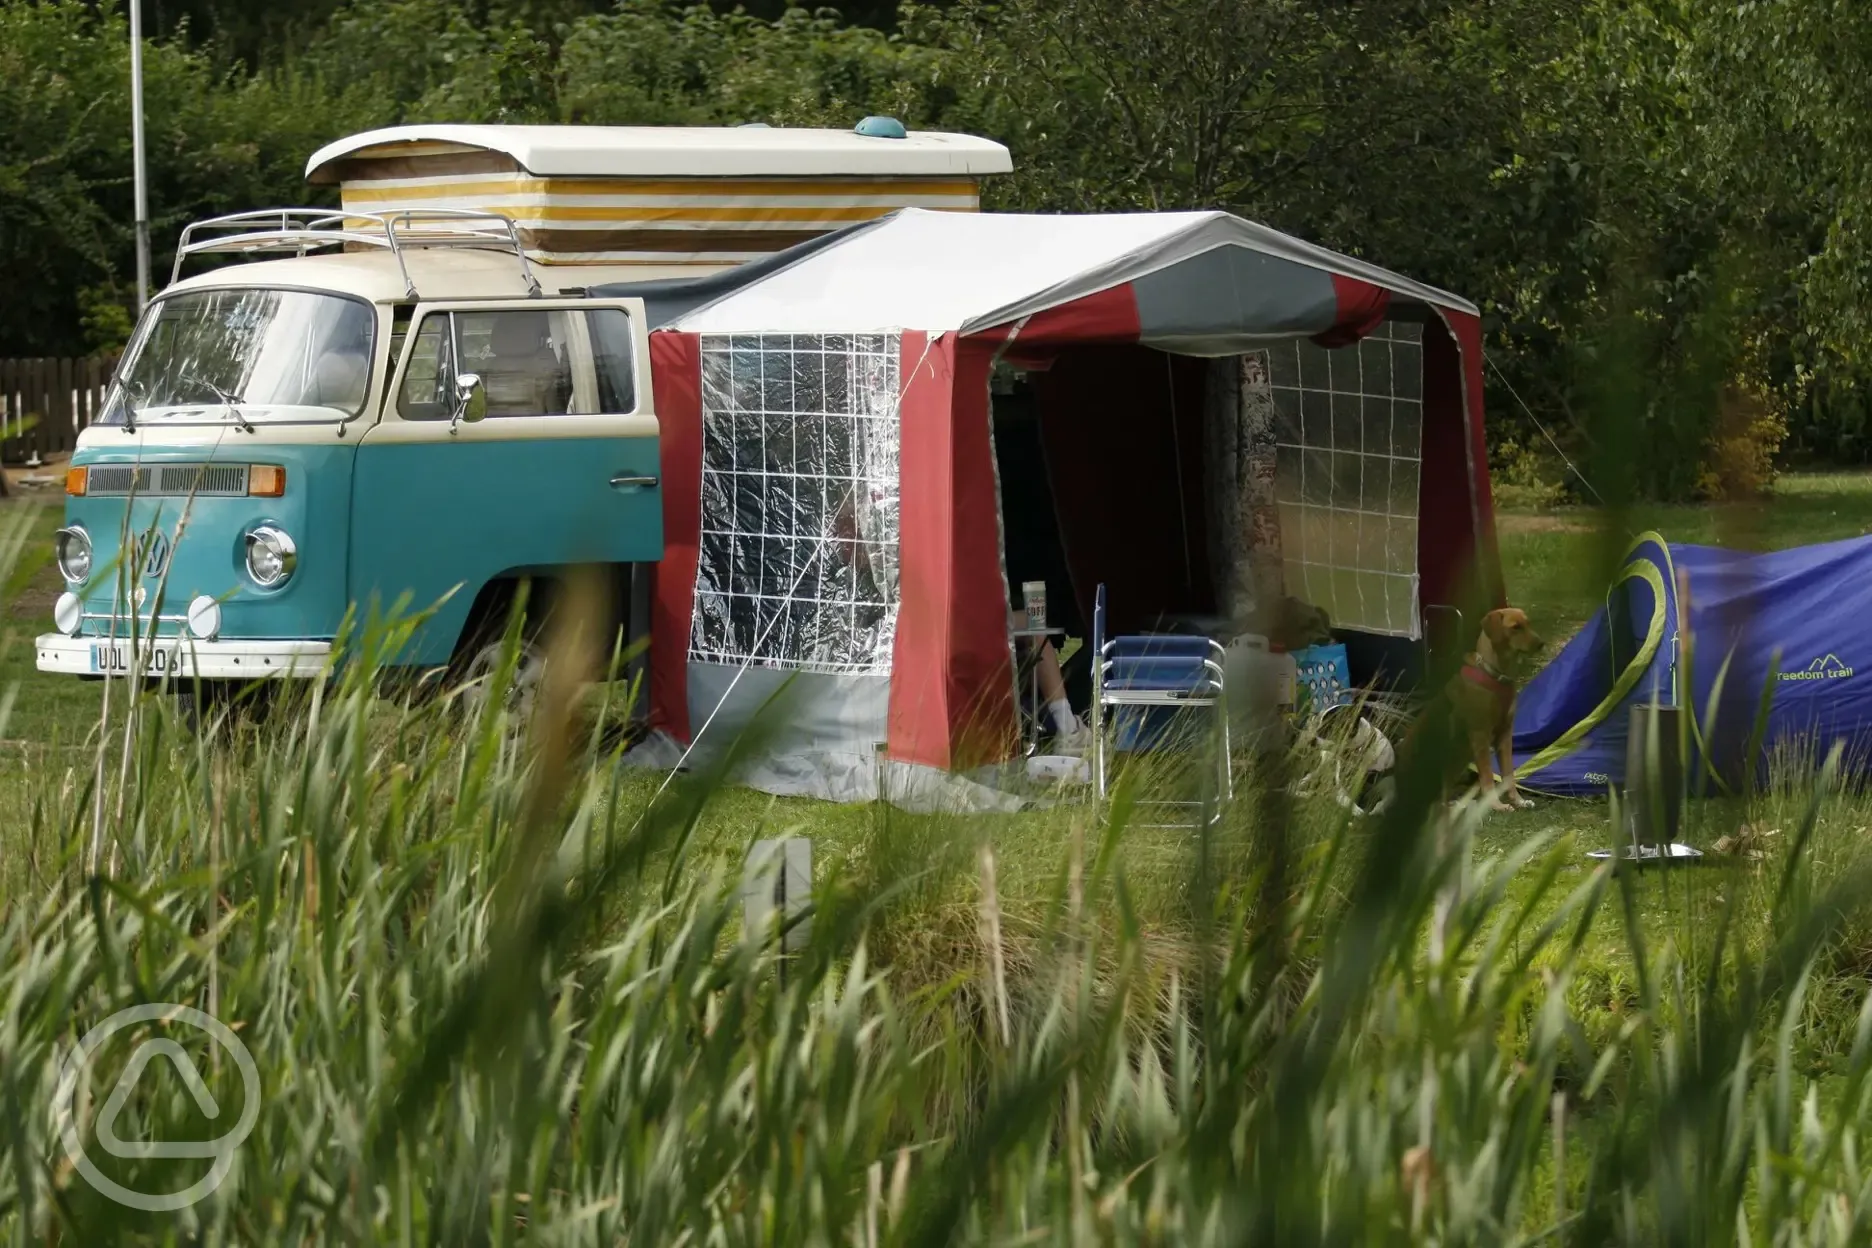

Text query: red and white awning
(637, 206), (1501, 786)
(668, 208), (1476, 350)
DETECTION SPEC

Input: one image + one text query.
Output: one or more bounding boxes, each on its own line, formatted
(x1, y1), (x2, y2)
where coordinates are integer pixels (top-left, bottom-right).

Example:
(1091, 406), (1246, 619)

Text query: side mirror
(449, 373), (486, 432)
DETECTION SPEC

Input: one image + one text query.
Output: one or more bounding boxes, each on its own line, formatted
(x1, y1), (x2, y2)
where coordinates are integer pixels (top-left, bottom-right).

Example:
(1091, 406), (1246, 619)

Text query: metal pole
(129, 0), (150, 310)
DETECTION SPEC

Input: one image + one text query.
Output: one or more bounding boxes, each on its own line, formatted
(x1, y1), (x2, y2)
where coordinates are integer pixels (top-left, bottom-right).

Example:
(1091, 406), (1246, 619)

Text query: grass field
(16, 473), (1872, 889)
(5, 478), (1872, 1241)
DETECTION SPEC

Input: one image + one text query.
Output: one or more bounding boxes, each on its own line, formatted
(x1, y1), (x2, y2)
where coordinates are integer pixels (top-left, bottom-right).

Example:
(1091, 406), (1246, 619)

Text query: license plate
(89, 642), (179, 676)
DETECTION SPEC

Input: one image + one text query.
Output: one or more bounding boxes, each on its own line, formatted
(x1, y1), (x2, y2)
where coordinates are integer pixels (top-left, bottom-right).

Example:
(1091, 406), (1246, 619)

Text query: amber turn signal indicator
(248, 464), (286, 497)
(64, 467), (87, 496)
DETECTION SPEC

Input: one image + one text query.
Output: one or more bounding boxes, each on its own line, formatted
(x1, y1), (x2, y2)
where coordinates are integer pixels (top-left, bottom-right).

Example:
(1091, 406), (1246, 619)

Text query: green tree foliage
(560, 3), (955, 128)
(0, 1), (384, 354)
(293, 0), (956, 129)
(920, 0), (1802, 500)
(3, 0), (1869, 495)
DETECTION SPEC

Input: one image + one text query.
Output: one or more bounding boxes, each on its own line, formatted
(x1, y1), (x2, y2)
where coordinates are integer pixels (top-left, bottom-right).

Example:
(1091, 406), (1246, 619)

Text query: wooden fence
(0, 356), (116, 466)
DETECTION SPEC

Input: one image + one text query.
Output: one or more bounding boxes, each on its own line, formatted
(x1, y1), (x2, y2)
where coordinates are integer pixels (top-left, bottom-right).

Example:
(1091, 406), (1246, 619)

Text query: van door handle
(609, 474), (658, 490)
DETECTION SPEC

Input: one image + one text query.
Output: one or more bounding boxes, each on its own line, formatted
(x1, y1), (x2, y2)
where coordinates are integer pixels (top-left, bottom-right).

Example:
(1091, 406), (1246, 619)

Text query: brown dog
(1445, 607), (1544, 810)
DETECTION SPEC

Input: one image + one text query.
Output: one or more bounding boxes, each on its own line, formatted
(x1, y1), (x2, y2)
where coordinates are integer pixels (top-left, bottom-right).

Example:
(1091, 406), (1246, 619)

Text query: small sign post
(743, 838), (812, 982)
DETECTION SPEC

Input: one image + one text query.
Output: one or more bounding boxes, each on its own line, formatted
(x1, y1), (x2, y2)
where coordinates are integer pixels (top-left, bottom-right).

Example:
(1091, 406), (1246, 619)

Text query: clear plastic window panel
(692, 333), (902, 673)
(1269, 321), (1424, 638)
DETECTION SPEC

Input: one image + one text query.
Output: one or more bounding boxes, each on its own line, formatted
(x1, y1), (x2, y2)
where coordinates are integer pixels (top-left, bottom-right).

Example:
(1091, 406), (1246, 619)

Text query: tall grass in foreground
(3, 528), (1872, 1243)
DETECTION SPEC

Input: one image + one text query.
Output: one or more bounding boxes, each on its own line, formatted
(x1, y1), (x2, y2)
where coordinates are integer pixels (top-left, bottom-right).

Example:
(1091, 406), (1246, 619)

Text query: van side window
(397, 315), (455, 421)
(589, 309), (637, 413)
(386, 303), (416, 371)
(396, 308), (638, 420)
(458, 310), (574, 416)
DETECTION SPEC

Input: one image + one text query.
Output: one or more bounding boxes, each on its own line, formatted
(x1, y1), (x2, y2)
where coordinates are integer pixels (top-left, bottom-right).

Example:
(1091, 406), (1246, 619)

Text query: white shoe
(1045, 718), (1092, 756)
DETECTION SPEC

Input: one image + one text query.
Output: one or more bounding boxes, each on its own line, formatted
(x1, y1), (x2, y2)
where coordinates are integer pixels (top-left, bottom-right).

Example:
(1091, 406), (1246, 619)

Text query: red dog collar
(1461, 664), (1516, 703)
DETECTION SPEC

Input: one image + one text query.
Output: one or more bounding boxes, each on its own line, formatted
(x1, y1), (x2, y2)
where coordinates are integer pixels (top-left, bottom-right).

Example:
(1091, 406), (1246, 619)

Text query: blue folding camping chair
(1090, 584), (1233, 828)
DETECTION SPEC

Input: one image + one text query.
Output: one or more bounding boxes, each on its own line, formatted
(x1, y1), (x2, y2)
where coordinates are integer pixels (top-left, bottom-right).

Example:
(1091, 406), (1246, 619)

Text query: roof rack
(170, 208), (542, 299)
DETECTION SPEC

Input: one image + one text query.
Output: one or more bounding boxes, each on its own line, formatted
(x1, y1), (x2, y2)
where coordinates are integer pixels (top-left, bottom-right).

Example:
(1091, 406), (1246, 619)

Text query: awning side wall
(1448, 308), (1502, 608)
(648, 329), (703, 740)
(1418, 311), (1503, 641)
(887, 332), (1020, 768)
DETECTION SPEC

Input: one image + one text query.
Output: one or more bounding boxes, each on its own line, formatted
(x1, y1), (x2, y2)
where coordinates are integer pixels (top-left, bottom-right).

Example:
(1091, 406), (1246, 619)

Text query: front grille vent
(86, 463), (250, 497)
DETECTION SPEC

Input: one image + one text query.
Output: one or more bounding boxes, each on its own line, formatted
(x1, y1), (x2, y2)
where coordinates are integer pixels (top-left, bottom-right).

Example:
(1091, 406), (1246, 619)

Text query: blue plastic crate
(1291, 643), (1351, 712)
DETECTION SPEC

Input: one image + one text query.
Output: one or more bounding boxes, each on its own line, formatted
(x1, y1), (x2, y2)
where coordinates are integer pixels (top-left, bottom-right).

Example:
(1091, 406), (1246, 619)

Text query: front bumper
(35, 634), (333, 679)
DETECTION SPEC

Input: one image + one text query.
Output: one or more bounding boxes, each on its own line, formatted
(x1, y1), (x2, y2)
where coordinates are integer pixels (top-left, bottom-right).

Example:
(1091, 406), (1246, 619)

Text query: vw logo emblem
(136, 531), (171, 581)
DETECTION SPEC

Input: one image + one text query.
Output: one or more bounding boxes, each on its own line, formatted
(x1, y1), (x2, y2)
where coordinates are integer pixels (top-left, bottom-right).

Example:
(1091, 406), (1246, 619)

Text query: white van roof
(164, 248), (721, 304)
(306, 124), (1013, 183)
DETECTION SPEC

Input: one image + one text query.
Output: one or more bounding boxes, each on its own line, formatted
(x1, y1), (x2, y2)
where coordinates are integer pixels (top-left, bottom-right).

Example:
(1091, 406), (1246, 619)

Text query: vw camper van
(32, 123), (1009, 698)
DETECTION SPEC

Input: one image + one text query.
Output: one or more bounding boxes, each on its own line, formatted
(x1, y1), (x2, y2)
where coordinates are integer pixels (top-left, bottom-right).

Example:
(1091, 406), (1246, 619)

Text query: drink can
(1022, 580), (1047, 630)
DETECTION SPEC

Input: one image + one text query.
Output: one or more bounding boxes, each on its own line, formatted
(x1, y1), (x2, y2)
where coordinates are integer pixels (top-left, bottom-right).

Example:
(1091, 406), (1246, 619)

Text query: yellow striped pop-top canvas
(317, 130), (1003, 267)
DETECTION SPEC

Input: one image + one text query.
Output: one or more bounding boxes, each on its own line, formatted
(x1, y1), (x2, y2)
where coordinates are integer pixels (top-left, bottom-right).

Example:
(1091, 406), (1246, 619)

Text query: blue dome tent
(1513, 533), (1872, 795)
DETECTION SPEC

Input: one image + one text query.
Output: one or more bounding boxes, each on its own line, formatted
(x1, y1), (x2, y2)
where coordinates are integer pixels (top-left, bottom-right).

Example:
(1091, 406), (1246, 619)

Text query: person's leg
(1012, 610), (1077, 735)
(1059, 642), (1091, 714)
(1034, 640), (1069, 707)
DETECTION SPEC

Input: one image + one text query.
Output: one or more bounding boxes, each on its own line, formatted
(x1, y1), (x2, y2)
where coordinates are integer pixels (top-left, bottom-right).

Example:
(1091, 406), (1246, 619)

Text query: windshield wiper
(186, 373), (255, 434)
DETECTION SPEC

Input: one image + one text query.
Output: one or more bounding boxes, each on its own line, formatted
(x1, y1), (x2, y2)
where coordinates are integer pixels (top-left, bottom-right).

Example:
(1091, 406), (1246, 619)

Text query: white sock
(1047, 698), (1077, 734)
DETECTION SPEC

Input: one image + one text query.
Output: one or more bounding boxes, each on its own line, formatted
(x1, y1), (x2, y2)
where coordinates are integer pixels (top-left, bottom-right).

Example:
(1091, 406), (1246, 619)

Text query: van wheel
(174, 681), (278, 734)
(173, 686), (212, 735)
(462, 640), (547, 722)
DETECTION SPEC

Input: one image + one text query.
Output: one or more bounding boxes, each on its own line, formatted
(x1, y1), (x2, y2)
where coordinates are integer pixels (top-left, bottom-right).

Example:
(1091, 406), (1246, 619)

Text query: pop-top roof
(306, 124), (1013, 184)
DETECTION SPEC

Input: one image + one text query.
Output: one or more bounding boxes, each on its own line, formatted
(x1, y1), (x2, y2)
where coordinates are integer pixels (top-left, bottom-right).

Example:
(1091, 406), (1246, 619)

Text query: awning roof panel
(661, 209), (1477, 346)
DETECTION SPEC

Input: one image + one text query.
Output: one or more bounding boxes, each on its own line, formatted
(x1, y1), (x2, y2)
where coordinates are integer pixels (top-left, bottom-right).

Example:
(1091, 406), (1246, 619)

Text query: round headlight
(244, 525), (297, 587)
(54, 526), (91, 583)
(186, 595), (222, 641)
(53, 591), (83, 637)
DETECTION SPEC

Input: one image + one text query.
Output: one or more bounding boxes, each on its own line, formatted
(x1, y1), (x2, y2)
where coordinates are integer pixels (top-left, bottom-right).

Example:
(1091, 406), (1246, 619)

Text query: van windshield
(101, 289), (375, 426)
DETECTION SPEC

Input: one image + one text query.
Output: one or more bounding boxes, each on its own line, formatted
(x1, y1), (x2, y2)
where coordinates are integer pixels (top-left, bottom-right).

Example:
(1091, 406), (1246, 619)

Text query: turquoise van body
(36, 244), (664, 685)
(59, 434), (663, 668)
(348, 433), (663, 665)
(63, 442), (356, 645)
